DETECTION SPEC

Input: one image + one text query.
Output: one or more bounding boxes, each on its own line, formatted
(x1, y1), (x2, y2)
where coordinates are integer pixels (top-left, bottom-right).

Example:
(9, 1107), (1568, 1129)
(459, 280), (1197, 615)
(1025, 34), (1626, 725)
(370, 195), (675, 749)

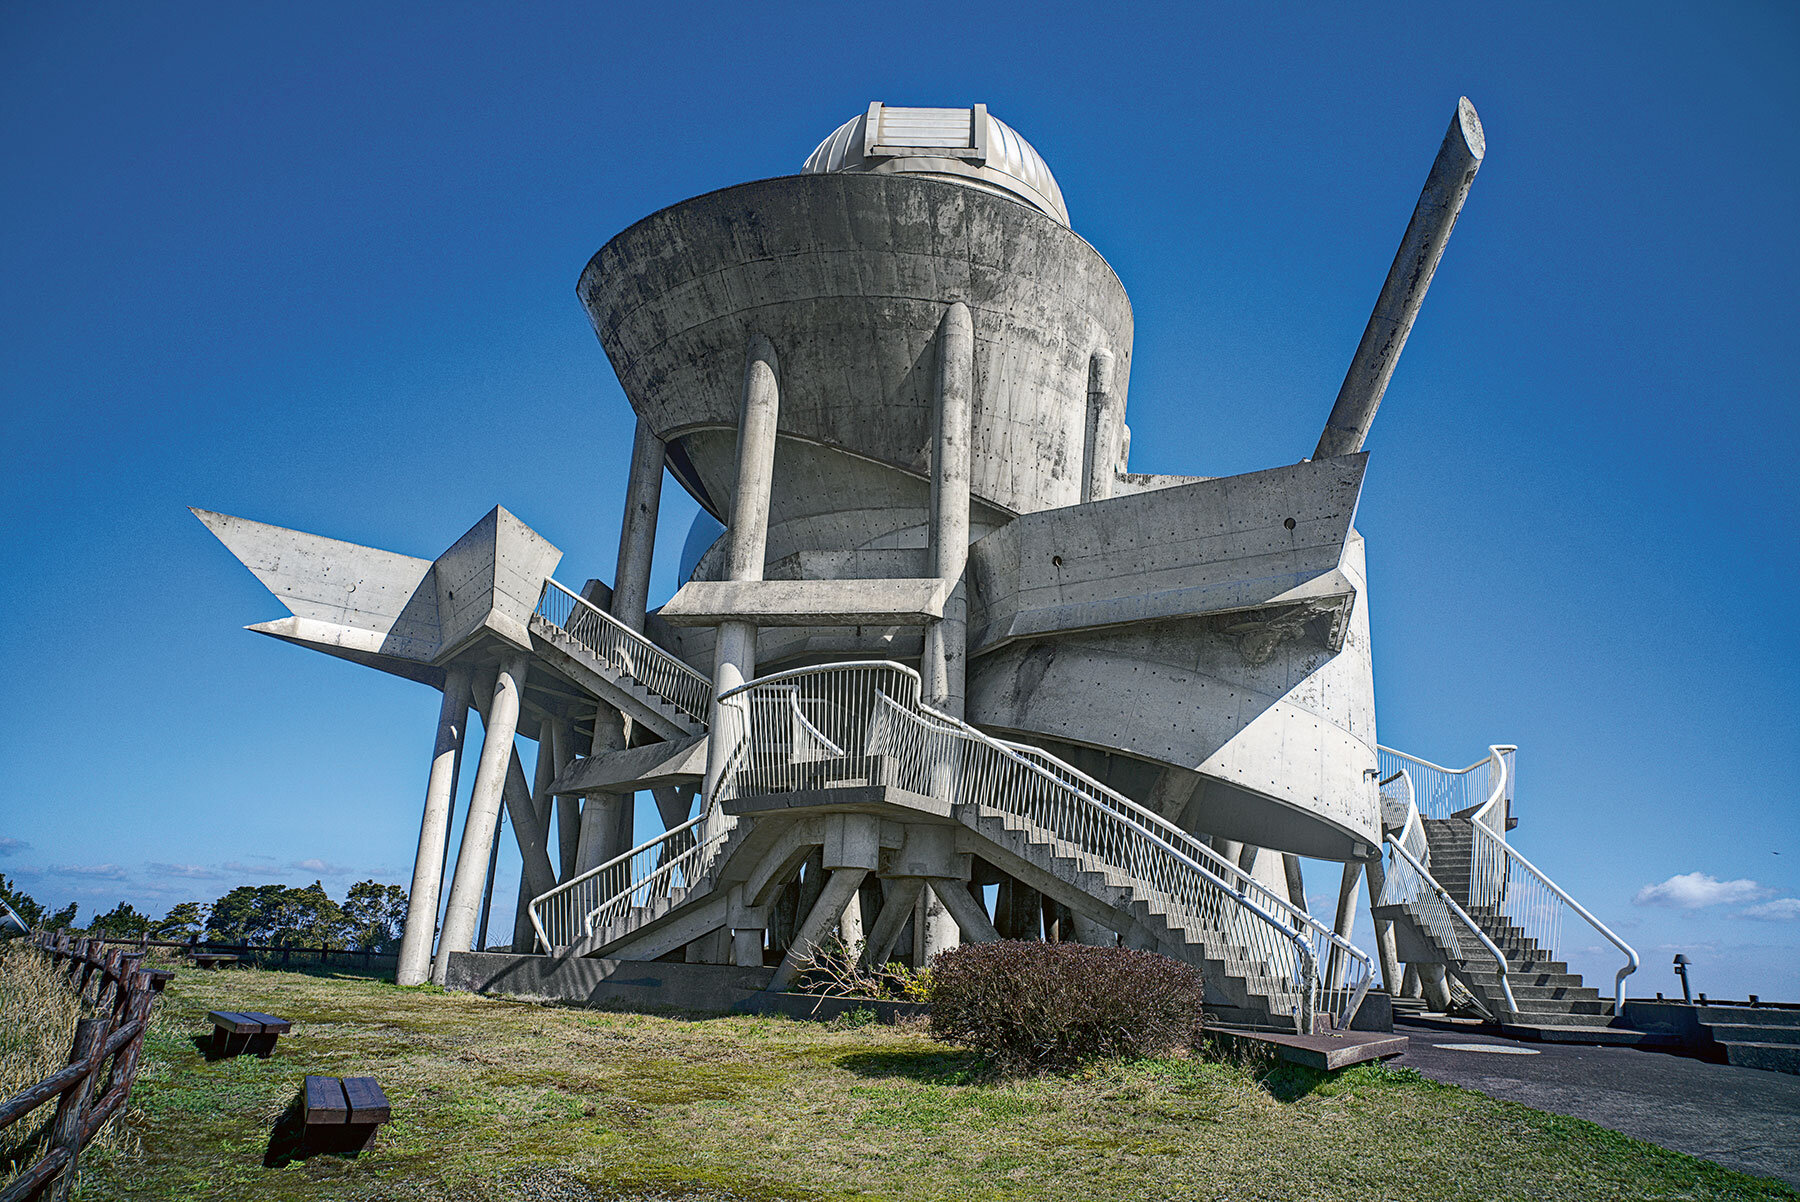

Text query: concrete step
(1695, 1004), (1800, 1027)
(1722, 1042), (1800, 1075)
(1707, 1023), (1800, 1046)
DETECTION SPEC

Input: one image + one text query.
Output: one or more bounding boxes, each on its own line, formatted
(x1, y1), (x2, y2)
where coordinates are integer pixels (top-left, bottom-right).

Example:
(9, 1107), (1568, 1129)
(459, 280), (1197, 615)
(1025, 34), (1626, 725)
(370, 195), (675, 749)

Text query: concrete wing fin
(966, 454), (1367, 654)
(192, 508), (441, 662)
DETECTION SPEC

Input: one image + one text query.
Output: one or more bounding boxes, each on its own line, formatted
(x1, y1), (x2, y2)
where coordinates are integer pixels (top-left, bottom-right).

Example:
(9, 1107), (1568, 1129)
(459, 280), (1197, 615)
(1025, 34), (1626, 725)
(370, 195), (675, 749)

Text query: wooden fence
(77, 934), (397, 973)
(0, 933), (170, 1202)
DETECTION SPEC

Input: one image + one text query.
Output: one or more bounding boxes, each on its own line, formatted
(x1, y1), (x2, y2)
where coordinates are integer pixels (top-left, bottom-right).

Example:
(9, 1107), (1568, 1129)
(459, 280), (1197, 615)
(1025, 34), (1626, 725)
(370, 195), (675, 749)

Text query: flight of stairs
(1417, 817), (1618, 1037)
(527, 612), (706, 739)
(958, 804), (1304, 1029)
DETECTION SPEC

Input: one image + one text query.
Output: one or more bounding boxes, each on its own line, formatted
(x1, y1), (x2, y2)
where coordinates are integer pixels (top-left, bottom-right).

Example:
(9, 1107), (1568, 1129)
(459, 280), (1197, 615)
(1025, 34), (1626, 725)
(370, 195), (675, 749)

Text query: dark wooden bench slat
(237, 1012), (293, 1033)
(341, 1076), (391, 1124)
(207, 1010), (259, 1033)
(303, 1075), (349, 1124)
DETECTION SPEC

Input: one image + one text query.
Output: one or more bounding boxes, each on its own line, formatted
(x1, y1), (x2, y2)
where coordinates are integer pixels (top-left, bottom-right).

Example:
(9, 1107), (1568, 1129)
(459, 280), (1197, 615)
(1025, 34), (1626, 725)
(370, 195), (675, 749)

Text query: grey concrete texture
(578, 171), (1133, 520)
(1397, 1021), (1800, 1189)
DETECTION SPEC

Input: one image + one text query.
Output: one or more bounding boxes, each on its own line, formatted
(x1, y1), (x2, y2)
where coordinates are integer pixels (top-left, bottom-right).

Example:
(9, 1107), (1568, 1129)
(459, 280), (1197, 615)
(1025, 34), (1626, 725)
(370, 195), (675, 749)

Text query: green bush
(928, 940), (1206, 1074)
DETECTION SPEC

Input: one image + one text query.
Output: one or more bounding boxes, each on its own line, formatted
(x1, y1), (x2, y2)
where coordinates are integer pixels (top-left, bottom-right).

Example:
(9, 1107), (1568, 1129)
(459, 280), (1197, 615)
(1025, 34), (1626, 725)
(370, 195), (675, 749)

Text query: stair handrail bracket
(1465, 746), (1640, 1011)
(713, 659), (1374, 1033)
(533, 578), (712, 725)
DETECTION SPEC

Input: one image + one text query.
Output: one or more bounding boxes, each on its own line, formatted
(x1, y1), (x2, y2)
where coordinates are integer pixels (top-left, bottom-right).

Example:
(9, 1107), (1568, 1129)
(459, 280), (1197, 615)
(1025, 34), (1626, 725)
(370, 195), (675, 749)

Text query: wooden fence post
(42, 1018), (106, 1202)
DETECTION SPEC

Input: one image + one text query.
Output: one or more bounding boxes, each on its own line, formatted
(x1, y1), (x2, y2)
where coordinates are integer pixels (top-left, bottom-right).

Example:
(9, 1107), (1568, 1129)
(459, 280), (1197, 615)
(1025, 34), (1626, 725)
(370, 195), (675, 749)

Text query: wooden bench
(207, 1010), (292, 1059)
(302, 1075), (391, 1153)
(192, 953), (240, 969)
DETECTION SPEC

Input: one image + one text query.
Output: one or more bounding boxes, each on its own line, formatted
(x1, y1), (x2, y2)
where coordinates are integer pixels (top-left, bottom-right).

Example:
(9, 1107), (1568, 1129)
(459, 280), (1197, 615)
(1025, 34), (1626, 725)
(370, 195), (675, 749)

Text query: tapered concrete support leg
(653, 786), (694, 831)
(612, 417), (666, 632)
(547, 720), (578, 880)
(1282, 854), (1310, 914)
(922, 302), (972, 719)
(770, 868), (870, 992)
(1401, 963), (1423, 999)
(704, 336), (781, 800)
(1081, 349), (1120, 503)
(917, 884), (960, 963)
(930, 879), (999, 943)
(1070, 915), (1116, 947)
(511, 723), (561, 951)
(1363, 858), (1403, 997)
(434, 654), (529, 985)
(839, 890), (864, 946)
(1327, 861), (1362, 990)
(859, 878), (925, 970)
(1420, 962), (1454, 1012)
(994, 879), (1040, 939)
(1237, 844), (1260, 875)
(396, 666), (472, 987)
(1211, 837), (1244, 867)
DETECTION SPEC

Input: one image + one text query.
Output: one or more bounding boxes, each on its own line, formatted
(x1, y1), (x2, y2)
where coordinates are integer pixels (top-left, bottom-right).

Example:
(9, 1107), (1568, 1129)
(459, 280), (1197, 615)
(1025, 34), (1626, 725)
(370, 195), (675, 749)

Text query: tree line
(0, 873), (409, 952)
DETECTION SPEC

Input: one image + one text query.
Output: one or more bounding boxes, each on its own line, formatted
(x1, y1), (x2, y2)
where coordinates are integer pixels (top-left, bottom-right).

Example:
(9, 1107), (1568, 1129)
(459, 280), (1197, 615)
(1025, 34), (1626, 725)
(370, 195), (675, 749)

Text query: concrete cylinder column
(612, 417), (666, 633)
(1362, 857), (1404, 996)
(1081, 349), (1120, 504)
(576, 707), (629, 874)
(511, 722), (561, 951)
(704, 335), (781, 799)
(922, 302), (973, 717)
(1327, 860), (1362, 990)
(433, 653), (529, 985)
(396, 665), (473, 988)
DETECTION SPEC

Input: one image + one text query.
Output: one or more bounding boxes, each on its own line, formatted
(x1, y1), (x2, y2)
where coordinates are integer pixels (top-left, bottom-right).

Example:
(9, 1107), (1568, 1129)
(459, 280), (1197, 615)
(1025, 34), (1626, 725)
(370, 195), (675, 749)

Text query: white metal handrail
(1376, 745), (1506, 823)
(1466, 807), (1640, 1011)
(528, 805), (735, 951)
(532, 579), (712, 726)
(714, 660), (1375, 1033)
(1382, 810), (1519, 1015)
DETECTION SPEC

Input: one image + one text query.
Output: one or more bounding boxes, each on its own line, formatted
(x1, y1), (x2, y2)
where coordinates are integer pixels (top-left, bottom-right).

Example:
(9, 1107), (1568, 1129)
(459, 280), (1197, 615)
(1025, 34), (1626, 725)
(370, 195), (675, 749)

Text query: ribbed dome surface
(803, 104), (1069, 227)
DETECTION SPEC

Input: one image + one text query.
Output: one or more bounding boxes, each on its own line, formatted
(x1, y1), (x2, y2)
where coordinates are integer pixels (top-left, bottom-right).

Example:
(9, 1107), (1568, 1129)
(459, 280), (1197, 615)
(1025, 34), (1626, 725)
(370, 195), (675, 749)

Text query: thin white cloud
(147, 863), (228, 881)
(50, 863), (128, 881)
(1633, 872), (1772, 909)
(0, 836), (28, 855)
(1738, 898), (1800, 922)
(291, 858), (350, 876)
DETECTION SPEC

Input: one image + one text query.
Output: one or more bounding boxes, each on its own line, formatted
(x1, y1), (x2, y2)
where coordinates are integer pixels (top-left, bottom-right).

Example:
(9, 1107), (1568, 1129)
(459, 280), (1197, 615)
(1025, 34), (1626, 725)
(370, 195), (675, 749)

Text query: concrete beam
(658, 578), (948, 626)
(551, 733), (707, 795)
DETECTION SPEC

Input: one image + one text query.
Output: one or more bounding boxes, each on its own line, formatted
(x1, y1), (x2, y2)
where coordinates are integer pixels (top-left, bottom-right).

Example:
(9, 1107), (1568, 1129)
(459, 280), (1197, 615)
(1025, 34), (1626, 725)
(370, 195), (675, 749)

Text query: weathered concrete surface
(580, 172), (1132, 521)
(550, 733), (707, 795)
(659, 578), (947, 626)
(433, 506), (564, 661)
(444, 950), (775, 1012)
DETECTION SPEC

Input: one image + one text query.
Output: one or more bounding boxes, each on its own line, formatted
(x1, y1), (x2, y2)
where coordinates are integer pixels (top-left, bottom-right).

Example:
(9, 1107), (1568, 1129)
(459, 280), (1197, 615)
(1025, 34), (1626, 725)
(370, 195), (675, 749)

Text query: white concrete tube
(1363, 857), (1404, 996)
(1420, 962), (1454, 1011)
(839, 889), (864, 947)
(1282, 853), (1310, 914)
(433, 654), (529, 984)
(859, 878), (925, 970)
(576, 706), (628, 874)
(704, 335), (781, 799)
(549, 719), (579, 880)
(918, 883), (960, 962)
(612, 417), (666, 632)
(930, 879), (999, 944)
(1082, 348), (1120, 504)
(1315, 98), (1485, 460)
(922, 302), (973, 718)
(396, 665), (473, 987)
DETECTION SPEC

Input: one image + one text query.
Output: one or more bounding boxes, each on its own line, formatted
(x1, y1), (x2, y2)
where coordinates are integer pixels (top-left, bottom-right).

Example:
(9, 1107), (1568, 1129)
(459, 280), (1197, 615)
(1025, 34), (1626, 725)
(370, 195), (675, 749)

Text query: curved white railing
(532, 579), (712, 726)
(530, 805), (736, 951)
(1376, 745), (1509, 823)
(1466, 773), (1639, 1011)
(713, 660), (1374, 1033)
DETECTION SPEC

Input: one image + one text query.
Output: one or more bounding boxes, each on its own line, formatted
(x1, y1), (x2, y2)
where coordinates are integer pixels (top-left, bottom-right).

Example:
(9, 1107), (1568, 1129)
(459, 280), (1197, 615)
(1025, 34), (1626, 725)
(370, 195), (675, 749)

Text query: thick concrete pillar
(839, 890), (864, 947)
(653, 786), (694, 832)
(1327, 861), (1362, 990)
(859, 878), (925, 970)
(433, 654), (528, 984)
(1419, 962), (1454, 1012)
(922, 302), (973, 718)
(576, 707), (630, 873)
(396, 665), (472, 988)
(1315, 98), (1485, 460)
(1081, 349), (1120, 503)
(1363, 857), (1404, 997)
(704, 335), (781, 800)
(547, 719), (579, 880)
(612, 417), (666, 633)
(770, 868), (870, 992)
(931, 880), (1000, 943)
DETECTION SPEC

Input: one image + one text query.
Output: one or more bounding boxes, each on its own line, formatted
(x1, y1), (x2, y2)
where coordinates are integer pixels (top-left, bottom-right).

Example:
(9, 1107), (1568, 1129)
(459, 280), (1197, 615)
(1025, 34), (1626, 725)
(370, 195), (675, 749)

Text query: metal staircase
(530, 579), (709, 740)
(1376, 746), (1639, 1036)
(530, 656), (1375, 1034)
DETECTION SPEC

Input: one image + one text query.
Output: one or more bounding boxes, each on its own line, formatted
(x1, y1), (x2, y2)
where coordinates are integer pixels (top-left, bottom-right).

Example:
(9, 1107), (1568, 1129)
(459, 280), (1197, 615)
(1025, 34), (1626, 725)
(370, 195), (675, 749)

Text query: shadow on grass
(836, 1047), (987, 1085)
(263, 1093), (380, 1167)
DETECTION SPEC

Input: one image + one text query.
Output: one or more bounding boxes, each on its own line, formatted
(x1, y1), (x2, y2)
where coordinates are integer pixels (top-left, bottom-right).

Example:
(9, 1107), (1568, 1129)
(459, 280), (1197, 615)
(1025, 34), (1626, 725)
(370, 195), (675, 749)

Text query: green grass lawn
(66, 963), (1798, 1201)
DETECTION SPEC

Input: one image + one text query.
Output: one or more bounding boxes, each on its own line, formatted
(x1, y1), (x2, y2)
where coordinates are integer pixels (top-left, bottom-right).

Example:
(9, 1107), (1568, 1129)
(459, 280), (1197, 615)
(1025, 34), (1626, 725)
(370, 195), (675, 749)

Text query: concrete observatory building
(200, 100), (1639, 1035)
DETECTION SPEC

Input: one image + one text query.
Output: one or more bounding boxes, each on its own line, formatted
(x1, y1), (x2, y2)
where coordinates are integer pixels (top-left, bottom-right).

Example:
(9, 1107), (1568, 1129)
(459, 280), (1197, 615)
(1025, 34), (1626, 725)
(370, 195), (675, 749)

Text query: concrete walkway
(1395, 1019), (1800, 1189)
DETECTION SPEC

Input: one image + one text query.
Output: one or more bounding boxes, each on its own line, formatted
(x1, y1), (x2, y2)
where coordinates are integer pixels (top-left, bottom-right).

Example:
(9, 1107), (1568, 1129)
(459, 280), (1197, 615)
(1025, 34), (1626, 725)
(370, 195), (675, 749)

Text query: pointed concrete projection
(193, 505), (562, 680)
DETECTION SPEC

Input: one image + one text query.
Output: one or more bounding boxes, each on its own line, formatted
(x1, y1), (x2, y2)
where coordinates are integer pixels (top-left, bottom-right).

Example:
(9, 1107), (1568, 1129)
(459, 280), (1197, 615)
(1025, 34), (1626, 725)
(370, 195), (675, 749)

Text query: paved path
(1395, 1019), (1800, 1189)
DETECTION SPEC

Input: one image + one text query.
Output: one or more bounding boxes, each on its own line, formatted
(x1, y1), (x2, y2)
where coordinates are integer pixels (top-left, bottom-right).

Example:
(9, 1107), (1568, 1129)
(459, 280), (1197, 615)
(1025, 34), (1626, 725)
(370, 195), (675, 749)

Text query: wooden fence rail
(0, 933), (170, 1202)
(76, 934), (397, 972)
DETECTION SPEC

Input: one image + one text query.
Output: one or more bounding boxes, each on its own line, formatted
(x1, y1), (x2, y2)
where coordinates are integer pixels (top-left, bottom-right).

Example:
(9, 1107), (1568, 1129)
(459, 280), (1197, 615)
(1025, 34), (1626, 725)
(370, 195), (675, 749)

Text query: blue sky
(2, 3), (1795, 999)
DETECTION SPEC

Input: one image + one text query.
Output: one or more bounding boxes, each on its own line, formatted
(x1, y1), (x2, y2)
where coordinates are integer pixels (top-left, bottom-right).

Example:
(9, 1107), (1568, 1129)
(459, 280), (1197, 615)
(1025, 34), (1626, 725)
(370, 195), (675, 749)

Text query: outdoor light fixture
(1672, 953), (1693, 1004)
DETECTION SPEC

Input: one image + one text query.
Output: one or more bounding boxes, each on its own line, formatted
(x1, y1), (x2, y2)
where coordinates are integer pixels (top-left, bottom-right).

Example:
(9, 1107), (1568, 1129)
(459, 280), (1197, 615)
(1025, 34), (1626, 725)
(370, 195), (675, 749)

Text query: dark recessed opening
(1283, 517), (1297, 530)
(1051, 555), (1064, 567)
